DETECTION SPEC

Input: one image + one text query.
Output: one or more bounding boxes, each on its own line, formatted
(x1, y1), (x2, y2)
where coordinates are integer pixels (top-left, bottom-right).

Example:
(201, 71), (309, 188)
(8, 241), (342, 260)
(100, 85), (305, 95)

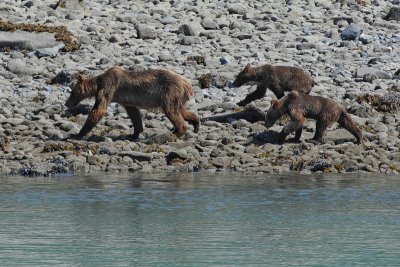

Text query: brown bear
(232, 63), (315, 106)
(65, 66), (200, 140)
(265, 91), (362, 144)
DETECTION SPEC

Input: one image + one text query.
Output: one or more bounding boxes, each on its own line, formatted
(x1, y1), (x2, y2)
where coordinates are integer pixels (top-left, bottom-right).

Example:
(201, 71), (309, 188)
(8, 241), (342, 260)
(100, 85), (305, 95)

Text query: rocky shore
(0, 0), (399, 176)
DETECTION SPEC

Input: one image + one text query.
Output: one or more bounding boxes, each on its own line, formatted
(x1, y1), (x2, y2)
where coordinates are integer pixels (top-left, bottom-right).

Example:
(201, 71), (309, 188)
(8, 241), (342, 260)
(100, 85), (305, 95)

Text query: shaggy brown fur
(65, 66), (200, 140)
(232, 63), (315, 106)
(265, 91), (362, 144)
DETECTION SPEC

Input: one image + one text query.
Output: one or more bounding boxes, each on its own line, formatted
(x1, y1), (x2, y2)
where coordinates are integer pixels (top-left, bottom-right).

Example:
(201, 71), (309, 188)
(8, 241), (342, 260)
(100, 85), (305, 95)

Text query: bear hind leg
(309, 120), (328, 144)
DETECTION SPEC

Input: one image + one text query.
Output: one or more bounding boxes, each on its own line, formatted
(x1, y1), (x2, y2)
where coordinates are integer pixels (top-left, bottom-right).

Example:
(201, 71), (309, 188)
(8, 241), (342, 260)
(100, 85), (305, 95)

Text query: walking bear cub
(232, 63), (315, 106)
(65, 66), (200, 140)
(265, 91), (362, 144)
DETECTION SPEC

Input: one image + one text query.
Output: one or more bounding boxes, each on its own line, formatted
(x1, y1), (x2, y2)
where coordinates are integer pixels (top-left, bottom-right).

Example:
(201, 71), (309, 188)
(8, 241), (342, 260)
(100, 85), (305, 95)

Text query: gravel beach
(0, 0), (399, 176)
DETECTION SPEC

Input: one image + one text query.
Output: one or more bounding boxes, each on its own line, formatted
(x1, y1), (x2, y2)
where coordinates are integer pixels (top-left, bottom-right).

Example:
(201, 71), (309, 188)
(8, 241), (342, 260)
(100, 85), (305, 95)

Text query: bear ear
(288, 91), (299, 99)
(244, 63), (251, 71)
(77, 74), (84, 83)
(271, 99), (279, 108)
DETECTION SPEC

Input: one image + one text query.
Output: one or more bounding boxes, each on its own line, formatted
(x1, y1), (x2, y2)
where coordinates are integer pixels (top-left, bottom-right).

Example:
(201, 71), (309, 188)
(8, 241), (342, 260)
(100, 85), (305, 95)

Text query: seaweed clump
(43, 141), (99, 155)
(187, 56), (205, 65)
(0, 20), (80, 51)
(357, 92), (400, 113)
(198, 73), (213, 89)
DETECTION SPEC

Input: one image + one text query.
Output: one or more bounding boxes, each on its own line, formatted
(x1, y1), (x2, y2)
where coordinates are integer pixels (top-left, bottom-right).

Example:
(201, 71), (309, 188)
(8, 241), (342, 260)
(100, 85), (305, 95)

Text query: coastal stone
(201, 18), (219, 30)
(136, 25), (157, 39)
(296, 43), (317, 50)
(310, 159), (333, 172)
(356, 67), (392, 80)
(385, 7), (400, 21)
(359, 34), (374, 44)
(108, 34), (122, 43)
(35, 44), (65, 58)
(0, 30), (63, 50)
(50, 70), (72, 85)
(7, 59), (42, 75)
(340, 24), (362, 40)
(179, 23), (204, 36)
(160, 16), (177, 24)
(216, 18), (230, 28)
(219, 56), (231, 65)
(228, 4), (247, 15)
(210, 157), (231, 169)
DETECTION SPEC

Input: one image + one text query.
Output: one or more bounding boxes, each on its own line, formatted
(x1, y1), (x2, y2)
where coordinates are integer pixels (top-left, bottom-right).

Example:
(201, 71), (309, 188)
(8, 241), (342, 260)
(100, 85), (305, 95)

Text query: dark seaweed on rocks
(357, 92), (400, 113)
(50, 70), (72, 85)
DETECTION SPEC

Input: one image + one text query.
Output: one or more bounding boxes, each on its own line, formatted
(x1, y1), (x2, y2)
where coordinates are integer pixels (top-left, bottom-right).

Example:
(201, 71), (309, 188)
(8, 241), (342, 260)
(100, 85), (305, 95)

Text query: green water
(0, 173), (399, 266)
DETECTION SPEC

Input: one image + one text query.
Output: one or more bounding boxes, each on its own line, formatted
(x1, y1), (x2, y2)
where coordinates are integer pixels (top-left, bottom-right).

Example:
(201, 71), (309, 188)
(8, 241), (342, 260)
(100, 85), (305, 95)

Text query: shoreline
(0, 0), (399, 176)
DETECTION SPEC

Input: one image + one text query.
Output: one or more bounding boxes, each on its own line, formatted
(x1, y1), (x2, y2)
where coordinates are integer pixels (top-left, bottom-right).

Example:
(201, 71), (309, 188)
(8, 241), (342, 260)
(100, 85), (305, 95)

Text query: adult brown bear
(65, 66), (200, 140)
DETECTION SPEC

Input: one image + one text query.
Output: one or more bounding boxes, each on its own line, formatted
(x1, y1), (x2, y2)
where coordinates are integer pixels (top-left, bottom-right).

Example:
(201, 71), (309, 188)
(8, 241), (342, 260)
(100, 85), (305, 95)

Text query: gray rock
(296, 43), (317, 50)
(181, 36), (202, 45)
(210, 157), (231, 169)
(228, 4), (247, 15)
(159, 16), (177, 24)
(97, 146), (114, 155)
(385, 7), (400, 21)
(310, 159), (332, 172)
(340, 24), (362, 40)
(356, 67), (392, 80)
(340, 159), (359, 172)
(35, 44), (65, 58)
(7, 59), (42, 75)
(179, 22), (204, 36)
(359, 34), (374, 44)
(136, 25), (157, 39)
(219, 56), (231, 65)
(143, 55), (159, 62)
(201, 18), (219, 30)
(50, 70), (72, 85)
(0, 30), (63, 50)
(108, 34), (122, 43)
(216, 18), (230, 28)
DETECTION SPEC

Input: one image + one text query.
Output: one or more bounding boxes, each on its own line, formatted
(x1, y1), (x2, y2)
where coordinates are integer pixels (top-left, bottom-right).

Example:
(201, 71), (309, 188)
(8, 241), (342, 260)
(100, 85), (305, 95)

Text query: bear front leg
(69, 90), (111, 140)
(278, 118), (304, 144)
(124, 106), (143, 140)
(70, 106), (106, 139)
(237, 84), (267, 106)
(287, 128), (303, 143)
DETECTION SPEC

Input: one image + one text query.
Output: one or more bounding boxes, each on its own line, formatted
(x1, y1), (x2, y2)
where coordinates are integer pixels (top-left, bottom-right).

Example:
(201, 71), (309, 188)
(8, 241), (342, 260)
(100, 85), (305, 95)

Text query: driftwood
(201, 106), (266, 123)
